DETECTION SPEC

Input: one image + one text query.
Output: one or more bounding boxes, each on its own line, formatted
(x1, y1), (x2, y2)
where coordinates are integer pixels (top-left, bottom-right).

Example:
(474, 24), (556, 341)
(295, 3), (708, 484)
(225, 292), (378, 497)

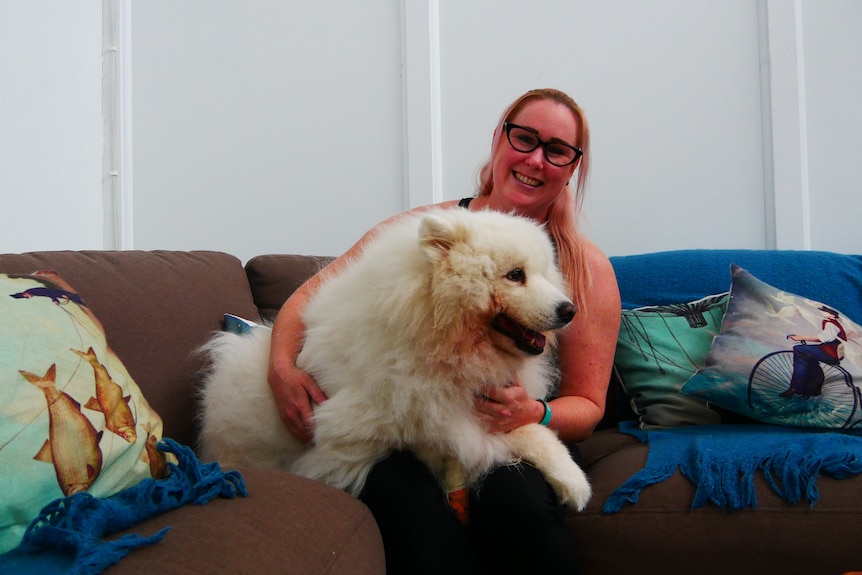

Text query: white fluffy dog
(199, 208), (591, 510)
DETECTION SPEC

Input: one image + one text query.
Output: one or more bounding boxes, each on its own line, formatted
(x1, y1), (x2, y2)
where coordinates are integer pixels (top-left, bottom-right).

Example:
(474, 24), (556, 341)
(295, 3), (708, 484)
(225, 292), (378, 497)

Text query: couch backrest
(244, 250), (862, 431)
(0, 250), (261, 448)
(610, 249), (862, 322)
(245, 254), (335, 321)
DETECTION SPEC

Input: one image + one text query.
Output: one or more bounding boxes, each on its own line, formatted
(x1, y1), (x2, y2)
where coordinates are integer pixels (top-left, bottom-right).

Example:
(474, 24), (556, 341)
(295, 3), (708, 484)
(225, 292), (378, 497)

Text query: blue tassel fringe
(602, 422), (862, 513)
(0, 439), (247, 575)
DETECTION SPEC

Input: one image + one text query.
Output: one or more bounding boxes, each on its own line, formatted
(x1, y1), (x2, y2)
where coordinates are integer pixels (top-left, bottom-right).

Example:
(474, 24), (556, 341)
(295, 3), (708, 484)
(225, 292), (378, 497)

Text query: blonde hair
(475, 88), (592, 311)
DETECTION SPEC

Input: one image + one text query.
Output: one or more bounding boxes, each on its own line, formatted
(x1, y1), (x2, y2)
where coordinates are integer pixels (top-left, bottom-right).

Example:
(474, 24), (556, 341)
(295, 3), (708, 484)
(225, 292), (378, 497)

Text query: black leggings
(358, 450), (583, 575)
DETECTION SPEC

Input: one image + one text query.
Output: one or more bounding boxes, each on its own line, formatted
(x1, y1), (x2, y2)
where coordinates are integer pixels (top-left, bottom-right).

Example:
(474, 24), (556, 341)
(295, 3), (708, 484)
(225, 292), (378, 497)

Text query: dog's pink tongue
(522, 328), (546, 351)
(494, 315), (546, 354)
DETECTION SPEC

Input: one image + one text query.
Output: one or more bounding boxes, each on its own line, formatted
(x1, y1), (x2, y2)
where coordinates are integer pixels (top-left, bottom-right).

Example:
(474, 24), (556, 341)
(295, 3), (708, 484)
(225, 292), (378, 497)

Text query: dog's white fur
(199, 208), (591, 510)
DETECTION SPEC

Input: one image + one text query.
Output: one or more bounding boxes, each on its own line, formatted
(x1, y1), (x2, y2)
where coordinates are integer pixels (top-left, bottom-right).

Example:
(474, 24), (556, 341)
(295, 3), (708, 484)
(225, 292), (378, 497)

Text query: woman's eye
(516, 134), (537, 147)
(546, 144), (567, 158)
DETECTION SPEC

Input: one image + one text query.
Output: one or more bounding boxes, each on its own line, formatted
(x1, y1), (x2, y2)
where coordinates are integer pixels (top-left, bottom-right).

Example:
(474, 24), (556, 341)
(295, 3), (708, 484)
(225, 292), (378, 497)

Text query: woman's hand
(474, 381), (546, 434)
(267, 358), (328, 445)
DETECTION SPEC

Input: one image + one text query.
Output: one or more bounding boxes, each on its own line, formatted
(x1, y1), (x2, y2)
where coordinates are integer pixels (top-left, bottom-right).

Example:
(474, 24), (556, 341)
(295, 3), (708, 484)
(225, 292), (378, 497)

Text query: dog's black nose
(557, 301), (577, 324)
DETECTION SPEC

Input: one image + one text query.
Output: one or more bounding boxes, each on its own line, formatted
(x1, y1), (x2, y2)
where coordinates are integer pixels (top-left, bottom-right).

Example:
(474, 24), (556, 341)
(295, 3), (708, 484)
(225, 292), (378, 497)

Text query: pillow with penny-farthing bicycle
(681, 265), (862, 430)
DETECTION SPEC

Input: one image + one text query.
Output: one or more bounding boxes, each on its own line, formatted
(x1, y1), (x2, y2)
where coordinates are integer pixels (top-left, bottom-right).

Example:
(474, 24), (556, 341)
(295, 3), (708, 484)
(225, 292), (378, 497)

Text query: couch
(1, 248), (860, 575)
(0, 251), (384, 575)
(578, 249), (862, 575)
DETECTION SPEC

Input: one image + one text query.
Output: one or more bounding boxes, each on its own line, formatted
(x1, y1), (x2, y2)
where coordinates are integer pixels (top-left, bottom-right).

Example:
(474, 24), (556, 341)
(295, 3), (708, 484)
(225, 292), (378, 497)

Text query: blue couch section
(571, 249), (862, 575)
(609, 249), (862, 323)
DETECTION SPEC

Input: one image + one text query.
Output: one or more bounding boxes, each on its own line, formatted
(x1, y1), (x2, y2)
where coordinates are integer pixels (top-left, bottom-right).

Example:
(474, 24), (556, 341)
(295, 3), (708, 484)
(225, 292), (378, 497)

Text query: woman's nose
(524, 146), (544, 168)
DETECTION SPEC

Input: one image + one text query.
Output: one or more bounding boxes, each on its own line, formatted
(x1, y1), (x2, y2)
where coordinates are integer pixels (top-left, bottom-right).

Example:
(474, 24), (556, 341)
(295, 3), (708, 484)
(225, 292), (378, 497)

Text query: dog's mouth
(492, 315), (546, 356)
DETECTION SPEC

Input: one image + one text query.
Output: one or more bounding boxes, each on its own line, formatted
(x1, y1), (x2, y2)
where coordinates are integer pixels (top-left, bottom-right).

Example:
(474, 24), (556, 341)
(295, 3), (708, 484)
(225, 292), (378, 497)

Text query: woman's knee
(472, 445), (583, 516)
(471, 461), (559, 520)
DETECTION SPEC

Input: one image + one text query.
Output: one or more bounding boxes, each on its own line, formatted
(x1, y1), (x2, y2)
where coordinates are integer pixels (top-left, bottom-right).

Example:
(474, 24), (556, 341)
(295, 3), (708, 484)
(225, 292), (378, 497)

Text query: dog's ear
(418, 214), (457, 260)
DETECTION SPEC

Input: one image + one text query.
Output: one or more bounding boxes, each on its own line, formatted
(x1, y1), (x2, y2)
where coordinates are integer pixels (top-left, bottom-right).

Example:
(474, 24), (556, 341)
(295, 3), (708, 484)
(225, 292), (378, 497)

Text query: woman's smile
(513, 170), (543, 188)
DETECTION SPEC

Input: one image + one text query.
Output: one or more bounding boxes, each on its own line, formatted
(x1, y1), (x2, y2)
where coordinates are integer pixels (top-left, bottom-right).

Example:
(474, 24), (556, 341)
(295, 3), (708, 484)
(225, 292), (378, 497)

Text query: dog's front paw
(548, 467), (592, 511)
(503, 424), (593, 511)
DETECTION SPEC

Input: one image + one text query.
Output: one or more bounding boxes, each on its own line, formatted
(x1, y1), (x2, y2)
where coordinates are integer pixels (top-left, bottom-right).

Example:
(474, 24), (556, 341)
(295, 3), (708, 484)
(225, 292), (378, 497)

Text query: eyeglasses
(503, 122), (583, 167)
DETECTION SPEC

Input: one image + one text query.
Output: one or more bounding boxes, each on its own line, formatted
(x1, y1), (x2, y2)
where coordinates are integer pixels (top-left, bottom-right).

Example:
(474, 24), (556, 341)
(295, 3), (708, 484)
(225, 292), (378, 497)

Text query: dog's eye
(505, 268), (526, 284)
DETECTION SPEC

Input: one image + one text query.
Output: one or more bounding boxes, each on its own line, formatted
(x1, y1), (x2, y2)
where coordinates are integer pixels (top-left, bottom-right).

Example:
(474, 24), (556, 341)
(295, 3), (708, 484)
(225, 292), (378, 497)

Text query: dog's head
(418, 209), (576, 357)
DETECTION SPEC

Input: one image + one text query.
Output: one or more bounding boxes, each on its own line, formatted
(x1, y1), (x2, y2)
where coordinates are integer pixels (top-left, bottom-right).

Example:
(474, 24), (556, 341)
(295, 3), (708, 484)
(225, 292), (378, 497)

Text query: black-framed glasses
(503, 122), (583, 167)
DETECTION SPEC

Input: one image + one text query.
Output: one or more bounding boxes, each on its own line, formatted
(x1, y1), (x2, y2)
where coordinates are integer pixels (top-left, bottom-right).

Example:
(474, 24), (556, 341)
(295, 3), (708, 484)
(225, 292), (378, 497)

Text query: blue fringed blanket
(603, 421), (862, 513)
(0, 439), (247, 575)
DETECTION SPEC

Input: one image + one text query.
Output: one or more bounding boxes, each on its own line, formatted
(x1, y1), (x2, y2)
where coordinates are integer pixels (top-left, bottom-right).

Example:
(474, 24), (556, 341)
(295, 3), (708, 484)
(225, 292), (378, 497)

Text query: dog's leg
(292, 442), (390, 497)
(503, 424), (592, 511)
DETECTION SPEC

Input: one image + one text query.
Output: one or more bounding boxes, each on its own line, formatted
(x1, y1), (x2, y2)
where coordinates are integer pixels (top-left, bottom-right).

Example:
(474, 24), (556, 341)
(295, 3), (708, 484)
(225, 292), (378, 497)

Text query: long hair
(475, 88), (592, 311)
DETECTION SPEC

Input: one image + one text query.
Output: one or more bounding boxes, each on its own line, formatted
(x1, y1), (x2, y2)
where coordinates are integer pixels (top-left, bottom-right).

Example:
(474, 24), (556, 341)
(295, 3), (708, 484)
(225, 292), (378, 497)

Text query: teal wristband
(539, 399), (552, 426)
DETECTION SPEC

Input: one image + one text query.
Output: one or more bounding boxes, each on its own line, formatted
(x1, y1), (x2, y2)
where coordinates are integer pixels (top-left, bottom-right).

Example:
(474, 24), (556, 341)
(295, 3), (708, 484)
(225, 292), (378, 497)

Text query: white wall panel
(802, 0), (862, 254)
(0, 1), (103, 253)
(130, 0), (405, 262)
(1, 2), (859, 259)
(439, 0), (766, 256)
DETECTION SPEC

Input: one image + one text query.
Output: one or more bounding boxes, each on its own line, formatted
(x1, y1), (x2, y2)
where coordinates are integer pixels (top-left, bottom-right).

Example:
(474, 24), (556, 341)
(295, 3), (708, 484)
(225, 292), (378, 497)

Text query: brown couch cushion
(104, 467), (385, 575)
(245, 254), (334, 321)
(572, 428), (862, 575)
(0, 251), (261, 449)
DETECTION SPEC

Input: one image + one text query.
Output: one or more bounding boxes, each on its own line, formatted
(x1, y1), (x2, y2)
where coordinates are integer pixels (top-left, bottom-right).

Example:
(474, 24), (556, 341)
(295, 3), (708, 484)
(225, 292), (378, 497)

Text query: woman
(267, 88), (621, 574)
(781, 305), (848, 398)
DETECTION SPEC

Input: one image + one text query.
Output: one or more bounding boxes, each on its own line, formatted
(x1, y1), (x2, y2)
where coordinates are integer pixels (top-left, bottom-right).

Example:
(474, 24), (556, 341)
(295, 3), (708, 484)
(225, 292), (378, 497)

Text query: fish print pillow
(0, 272), (168, 553)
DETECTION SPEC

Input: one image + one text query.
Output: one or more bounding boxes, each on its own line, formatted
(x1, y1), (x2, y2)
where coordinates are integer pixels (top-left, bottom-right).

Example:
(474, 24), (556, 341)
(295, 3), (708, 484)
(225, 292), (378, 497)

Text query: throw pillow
(681, 265), (862, 430)
(0, 272), (169, 553)
(616, 292), (727, 428)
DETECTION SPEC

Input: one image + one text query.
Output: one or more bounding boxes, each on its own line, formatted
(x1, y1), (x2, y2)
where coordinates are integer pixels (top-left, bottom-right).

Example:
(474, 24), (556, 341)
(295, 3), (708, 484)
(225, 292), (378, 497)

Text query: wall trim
(104, 0), (134, 250)
(400, 0), (442, 209)
(762, 0), (811, 250)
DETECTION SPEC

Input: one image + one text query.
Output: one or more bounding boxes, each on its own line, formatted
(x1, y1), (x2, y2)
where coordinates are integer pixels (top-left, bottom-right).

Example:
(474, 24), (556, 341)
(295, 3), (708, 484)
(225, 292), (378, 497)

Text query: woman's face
(488, 99), (580, 221)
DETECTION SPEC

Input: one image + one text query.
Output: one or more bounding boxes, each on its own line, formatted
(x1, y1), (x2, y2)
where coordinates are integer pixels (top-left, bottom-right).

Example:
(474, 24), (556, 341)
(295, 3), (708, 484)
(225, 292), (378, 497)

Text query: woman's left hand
(474, 381), (546, 434)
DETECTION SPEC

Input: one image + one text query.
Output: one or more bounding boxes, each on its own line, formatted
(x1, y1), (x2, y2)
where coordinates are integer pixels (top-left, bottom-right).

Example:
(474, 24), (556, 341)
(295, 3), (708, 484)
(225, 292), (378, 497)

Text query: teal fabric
(682, 266), (862, 429)
(0, 439), (247, 575)
(615, 293), (727, 428)
(603, 421), (862, 513)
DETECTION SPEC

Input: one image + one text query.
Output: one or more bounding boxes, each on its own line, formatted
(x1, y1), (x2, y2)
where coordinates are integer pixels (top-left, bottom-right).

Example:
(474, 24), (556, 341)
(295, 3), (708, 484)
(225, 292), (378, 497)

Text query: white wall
(0, 1), (104, 252)
(802, 0), (862, 254)
(439, 0), (767, 255)
(130, 1), (405, 261)
(2, 1), (860, 260)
